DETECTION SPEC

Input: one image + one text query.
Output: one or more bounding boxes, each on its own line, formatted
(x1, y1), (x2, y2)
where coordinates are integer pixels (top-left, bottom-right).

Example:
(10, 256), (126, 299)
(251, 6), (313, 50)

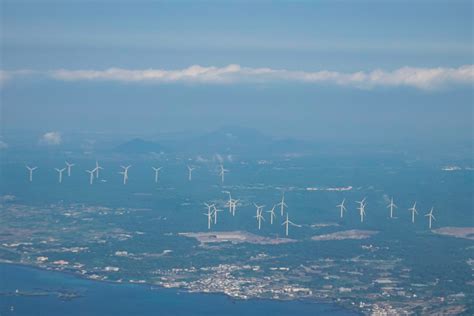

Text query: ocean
(0, 263), (357, 316)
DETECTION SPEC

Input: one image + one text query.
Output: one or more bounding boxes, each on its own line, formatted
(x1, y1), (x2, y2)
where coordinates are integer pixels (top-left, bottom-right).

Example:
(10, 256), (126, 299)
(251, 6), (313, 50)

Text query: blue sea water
(0, 263), (357, 316)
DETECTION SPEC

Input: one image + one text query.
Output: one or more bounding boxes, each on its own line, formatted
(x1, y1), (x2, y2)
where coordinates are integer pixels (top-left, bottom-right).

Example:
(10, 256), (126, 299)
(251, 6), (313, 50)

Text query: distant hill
(115, 127), (312, 156)
(114, 138), (163, 154)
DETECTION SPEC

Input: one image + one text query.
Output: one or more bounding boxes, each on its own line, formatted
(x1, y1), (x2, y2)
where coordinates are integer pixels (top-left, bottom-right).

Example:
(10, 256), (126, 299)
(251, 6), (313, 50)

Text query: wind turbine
(26, 165), (38, 182)
(409, 202), (418, 223)
(230, 199), (239, 216)
(355, 197), (366, 207)
(357, 201), (367, 223)
(55, 168), (66, 183)
(281, 213), (301, 236)
(266, 205), (276, 224)
(65, 161), (75, 176)
(95, 161), (104, 179)
(203, 205), (214, 230)
(187, 166), (195, 181)
(86, 169), (96, 185)
(119, 165), (131, 184)
(152, 167), (162, 183)
(254, 203), (265, 218)
(277, 193), (288, 216)
(212, 205), (223, 224)
(219, 164), (229, 183)
(425, 207), (436, 229)
(204, 203), (215, 215)
(337, 199), (347, 218)
(223, 191), (233, 213)
(387, 197), (397, 218)
(254, 209), (265, 230)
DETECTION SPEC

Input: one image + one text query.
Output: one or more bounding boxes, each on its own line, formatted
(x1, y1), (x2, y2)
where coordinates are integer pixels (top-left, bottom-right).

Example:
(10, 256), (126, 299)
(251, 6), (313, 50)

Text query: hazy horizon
(1, 0), (473, 145)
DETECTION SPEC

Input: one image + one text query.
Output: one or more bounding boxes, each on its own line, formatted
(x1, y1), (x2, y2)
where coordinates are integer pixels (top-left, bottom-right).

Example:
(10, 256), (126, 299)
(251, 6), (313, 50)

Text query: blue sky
(0, 0), (472, 143)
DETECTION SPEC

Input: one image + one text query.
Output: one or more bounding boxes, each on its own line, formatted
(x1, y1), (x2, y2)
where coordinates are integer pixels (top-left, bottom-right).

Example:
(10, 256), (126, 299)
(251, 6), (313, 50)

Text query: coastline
(0, 261), (359, 316)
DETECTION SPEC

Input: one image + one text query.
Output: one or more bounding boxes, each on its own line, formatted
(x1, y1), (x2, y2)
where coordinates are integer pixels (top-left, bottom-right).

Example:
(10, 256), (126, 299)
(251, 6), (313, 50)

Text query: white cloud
(48, 64), (474, 90)
(0, 65), (472, 90)
(39, 131), (62, 146)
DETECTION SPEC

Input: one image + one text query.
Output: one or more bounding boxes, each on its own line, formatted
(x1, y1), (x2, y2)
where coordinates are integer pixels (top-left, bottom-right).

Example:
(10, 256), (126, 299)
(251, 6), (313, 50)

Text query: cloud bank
(39, 132), (62, 146)
(1, 65), (473, 90)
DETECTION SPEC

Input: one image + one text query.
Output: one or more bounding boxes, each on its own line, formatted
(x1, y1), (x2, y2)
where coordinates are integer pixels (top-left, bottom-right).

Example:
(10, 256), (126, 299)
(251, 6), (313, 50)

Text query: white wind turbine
(337, 198), (347, 218)
(357, 201), (367, 223)
(254, 209), (265, 230)
(355, 197), (366, 208)
(26, 165), (38, 182)
(55, 167), (66, 183)
(203, 205), (214, 230)
(408, 202), (418, 223)
(282, 213), (301, 236)
(219, 164), (229, 183)
(277, 193), (288, 216)
(254, 203), (265, 218)
(152, 167), (162, 183)
(425, 207), (436, 229)
(187, 165), (195, 181)
(230, 199), (239, 216)
(119, 165), (131, 184)
(65, 161), (75, 176)
(212, 205), (223, 224)
(266, 205), (277, 224)
(223, 191), (233, 213)
(387, 197), (397, 218)
(204, 203), (215, 215)
(86, 168), (96, 185)
(95, 161), (104, 179)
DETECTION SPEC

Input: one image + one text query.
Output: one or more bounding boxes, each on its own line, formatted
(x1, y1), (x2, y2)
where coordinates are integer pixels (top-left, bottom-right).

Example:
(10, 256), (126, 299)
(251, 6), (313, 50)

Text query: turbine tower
(408, 202), (418, 223)
(26, 165), (38, 182)
(65, 161), (75, 176)
(152, 167), (162, 183)
(212, 205), (223, 224)
(119, 165), (131, 184)
(266, 205), (276, 224)
(203, 205), (214, 230)
(187, 166), (195, 181)
(95, 161), (104, 179)
(230, 199), (239, 216)
(357, 201), (367, 223)
(223, 191), (233, 213)
(219, 164), (229, 183)
(55, 168), (66, 183)
(254, 209), (265, 230)
(281, 213), (301, 236)
(86, 169), (96, 185)
(337, 198), (347, 218)
(425, 207), (436, 229)
(277, 193), (288, 216)
(387, 197), (397, 218)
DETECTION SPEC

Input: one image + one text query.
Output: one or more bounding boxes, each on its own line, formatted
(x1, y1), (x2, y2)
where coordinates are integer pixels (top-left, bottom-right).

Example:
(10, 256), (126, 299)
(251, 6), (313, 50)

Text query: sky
(0, 0), (472, 144)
